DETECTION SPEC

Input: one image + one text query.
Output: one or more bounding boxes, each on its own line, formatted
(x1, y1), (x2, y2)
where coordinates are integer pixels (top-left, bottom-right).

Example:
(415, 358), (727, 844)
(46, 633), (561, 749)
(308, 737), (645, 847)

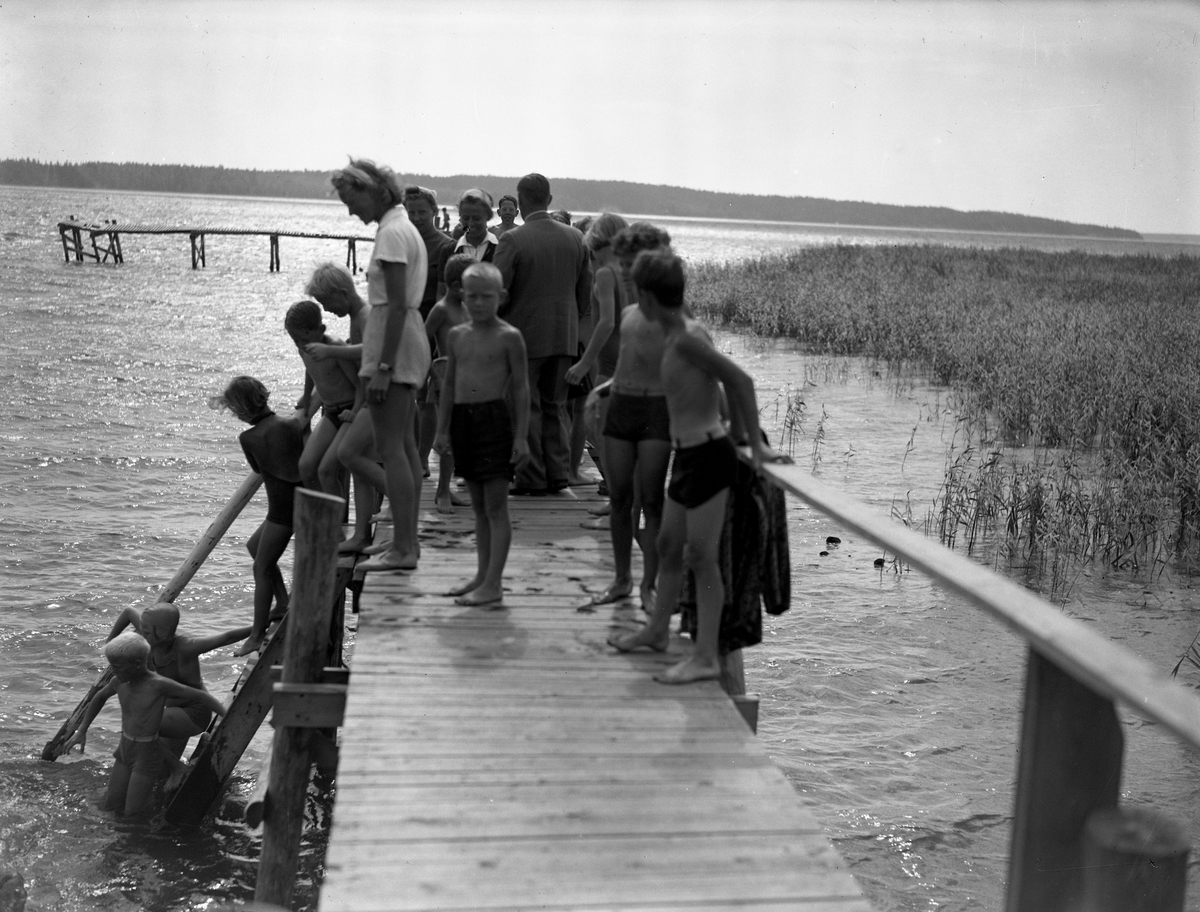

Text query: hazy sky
(2, 0), (1197, 234)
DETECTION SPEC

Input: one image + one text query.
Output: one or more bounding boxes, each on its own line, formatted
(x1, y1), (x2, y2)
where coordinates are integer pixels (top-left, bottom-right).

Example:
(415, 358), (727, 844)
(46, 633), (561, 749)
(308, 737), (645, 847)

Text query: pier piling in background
(55, 219), (374, 271)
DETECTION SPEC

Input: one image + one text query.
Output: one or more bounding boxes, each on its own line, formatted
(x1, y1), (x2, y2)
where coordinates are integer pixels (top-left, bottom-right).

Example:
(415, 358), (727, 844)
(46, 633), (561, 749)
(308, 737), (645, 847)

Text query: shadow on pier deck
(318, 481), (868, 911)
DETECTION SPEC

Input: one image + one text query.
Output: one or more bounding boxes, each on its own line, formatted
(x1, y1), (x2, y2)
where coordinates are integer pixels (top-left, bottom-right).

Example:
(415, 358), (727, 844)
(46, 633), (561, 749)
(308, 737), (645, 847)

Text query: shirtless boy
(433, 262), (531, 607)
(608, 249), (773, 684)
(107, 602), (249, 758)
(303, 263), (378, 554)
(583, 222), (674, 610)
(424, 253), (475, 513)
(65, 633), (227, 815)
(285, 300), (361, 494)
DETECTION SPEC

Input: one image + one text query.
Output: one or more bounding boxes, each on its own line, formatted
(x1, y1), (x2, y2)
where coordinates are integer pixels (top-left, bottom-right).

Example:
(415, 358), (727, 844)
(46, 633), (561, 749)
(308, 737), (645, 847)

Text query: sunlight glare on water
(2, 185), (1197, 911)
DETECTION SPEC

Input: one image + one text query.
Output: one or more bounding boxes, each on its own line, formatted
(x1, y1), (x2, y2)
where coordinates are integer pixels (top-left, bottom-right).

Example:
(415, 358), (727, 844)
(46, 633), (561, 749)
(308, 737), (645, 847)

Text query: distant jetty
(7, 158), (1142, 241)
(57, 217), (374, 271)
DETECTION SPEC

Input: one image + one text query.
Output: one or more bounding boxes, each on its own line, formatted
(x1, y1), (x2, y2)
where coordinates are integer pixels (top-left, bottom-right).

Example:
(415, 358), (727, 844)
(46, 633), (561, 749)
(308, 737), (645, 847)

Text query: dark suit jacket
(493, 210), (592, 360)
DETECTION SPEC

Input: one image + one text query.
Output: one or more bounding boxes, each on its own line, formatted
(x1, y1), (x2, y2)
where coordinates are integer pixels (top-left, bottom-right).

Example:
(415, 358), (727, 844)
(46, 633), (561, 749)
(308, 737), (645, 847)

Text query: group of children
(66, 202), (779, 815)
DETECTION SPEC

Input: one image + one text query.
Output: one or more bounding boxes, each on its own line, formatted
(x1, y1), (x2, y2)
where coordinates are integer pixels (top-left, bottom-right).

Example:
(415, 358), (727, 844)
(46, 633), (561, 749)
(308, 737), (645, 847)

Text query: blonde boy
(433, 262), (531, 607)
(65, 633), (226, 815)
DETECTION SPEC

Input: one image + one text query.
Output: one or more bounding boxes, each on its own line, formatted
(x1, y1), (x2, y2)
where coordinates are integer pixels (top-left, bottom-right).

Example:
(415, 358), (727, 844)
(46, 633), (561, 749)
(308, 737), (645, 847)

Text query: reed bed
(690, 245), (1200, 591)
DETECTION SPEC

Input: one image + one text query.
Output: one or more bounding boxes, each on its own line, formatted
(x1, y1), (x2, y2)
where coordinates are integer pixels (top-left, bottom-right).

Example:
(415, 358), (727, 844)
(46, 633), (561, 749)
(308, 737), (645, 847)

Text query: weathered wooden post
(1005, 649), (1124, 912)
(254, 488), (344, 909)
(1081, 807), (1190, 912)
(190, 232), (205, 268)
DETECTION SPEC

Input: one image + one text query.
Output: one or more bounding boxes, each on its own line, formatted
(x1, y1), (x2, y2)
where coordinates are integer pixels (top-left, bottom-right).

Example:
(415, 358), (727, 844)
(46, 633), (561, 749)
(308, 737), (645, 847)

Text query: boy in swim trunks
(106, 602), (250, 759)
(433, 262), (531, 607)
(210, 376), (306, 656)
(608, 250), (774, 684)
(64, 633), (226, 815)
(285, 300), (361, 494)
(424, 253), (476, 514)
(583, 223), (674, 609)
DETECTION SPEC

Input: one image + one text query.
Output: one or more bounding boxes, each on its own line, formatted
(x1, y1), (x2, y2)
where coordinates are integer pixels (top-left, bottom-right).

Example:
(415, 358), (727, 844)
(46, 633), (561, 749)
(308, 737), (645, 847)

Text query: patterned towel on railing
(679, 460), (791, 654)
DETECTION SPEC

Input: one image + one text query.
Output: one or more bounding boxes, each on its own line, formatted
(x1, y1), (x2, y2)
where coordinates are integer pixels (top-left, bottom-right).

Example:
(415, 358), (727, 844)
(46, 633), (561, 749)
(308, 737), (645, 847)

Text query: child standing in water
(106, 603), (249, 758)
(210, 376), (306, 656)
(65, 633), (226, 815)
(609, 250), (775, 684)
(433, 262), (531, 607)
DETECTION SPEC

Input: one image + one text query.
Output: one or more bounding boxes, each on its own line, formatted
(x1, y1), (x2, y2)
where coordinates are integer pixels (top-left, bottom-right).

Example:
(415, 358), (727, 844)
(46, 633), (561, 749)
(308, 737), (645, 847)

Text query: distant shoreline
(0, 158), (1143, 241)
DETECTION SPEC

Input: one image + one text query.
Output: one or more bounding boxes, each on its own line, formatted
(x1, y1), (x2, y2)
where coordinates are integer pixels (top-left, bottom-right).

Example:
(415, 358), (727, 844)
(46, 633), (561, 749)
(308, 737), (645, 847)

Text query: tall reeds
(691, 245), (1200, 592)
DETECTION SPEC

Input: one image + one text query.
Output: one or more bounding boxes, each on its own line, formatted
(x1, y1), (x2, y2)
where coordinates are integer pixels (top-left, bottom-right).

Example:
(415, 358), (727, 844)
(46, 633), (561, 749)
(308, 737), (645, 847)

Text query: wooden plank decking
(318, 480), (869, 911)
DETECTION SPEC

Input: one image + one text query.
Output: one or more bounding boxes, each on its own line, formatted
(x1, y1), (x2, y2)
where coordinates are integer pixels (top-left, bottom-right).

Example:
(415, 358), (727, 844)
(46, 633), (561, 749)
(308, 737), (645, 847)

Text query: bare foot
(233, 634), (264, 658)
(639, 585), (656, 615)
(588, 501), (611, 516)
(435, 492), (455, 514)
(447, 578), (483, 597)
(362, 536), (394, 556)
(654, 656), (721, 685)
(451, 492), (471, 507)
(454, 589), (505, 608)
(607, 625), (670, 653)
(337, 535), (370, 554)
(588, 579), (633, 605)
(358, 550), (418, 573)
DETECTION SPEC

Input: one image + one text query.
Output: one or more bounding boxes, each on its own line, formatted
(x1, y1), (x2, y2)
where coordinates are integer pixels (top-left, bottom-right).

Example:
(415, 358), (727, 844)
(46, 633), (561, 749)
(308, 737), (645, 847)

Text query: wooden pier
(56, 219), (375, 272)
(316, 481), (869, 911)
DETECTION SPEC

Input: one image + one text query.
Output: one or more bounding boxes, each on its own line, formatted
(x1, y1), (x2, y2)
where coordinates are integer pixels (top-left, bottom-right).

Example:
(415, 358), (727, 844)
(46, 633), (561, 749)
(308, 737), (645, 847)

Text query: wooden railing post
(254, 488), (344, 910)
(1006, 649), (1124, 912)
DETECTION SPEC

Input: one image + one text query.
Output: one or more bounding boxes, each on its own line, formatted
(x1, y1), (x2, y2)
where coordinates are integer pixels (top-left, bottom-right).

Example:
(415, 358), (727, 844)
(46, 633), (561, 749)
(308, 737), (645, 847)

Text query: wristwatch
(377, 362), (392, 373)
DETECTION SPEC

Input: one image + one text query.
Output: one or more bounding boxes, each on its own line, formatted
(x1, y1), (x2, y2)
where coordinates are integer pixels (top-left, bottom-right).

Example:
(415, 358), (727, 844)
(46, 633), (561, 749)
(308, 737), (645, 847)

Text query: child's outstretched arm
(63, 679), (119, 753)
(106, 607), (143, 642)
(182, 626), (254, 657)
(158, 678), (227, 718)
(305, 340), (362, 363)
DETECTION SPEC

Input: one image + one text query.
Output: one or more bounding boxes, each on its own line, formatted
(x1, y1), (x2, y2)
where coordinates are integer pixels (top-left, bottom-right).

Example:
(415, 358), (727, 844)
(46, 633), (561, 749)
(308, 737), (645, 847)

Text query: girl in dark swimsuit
(211, 376), (305, 656)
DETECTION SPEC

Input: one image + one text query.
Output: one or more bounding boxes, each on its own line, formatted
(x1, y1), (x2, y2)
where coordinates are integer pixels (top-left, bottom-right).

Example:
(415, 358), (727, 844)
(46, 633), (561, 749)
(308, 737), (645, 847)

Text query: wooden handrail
(755, 457), (1197, 912)
(758, 460), (1200, 752)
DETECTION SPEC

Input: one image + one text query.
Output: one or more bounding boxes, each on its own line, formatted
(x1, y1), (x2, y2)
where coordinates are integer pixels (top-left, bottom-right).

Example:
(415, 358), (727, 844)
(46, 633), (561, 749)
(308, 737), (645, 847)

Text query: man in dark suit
(494, 173), (592, 494)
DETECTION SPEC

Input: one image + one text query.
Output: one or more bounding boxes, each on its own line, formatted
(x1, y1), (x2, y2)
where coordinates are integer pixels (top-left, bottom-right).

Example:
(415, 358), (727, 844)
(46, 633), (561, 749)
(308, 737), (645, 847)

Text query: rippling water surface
(2, 185), (1198, 911)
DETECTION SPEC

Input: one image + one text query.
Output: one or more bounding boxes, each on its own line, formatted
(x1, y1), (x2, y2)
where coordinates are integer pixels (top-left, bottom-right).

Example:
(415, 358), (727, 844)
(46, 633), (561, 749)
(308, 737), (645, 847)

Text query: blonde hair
(330, 158), (405, 209)
(305, 262), (357, 300)
(585, 212), (628, 252)
(104, 631), (150, 665)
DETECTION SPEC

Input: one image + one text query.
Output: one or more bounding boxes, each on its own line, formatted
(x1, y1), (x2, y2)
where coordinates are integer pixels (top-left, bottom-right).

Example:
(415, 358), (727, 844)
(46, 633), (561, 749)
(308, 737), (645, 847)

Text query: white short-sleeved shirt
(367, 206), (427, 309)
(360, 205), (432, 386)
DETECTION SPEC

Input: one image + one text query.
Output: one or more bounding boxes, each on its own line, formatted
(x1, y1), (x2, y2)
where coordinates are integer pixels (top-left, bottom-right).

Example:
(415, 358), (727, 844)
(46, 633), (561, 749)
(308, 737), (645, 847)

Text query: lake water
(2, 184), (1198, 911)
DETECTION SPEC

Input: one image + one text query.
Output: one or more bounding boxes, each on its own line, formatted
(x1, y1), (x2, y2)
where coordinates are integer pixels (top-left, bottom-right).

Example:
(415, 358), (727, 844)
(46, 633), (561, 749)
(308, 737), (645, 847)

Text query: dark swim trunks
(603, 393), (671, 443)
(113, 734), (165, 779)
(322, 400), (355, 431)
(667, 435), (738, 509)
(451, 399), (514, 483)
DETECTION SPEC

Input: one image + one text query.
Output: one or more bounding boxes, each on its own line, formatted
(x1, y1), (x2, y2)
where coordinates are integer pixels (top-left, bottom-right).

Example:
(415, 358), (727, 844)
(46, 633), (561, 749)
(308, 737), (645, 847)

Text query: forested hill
(1, 158), (1141, 240)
